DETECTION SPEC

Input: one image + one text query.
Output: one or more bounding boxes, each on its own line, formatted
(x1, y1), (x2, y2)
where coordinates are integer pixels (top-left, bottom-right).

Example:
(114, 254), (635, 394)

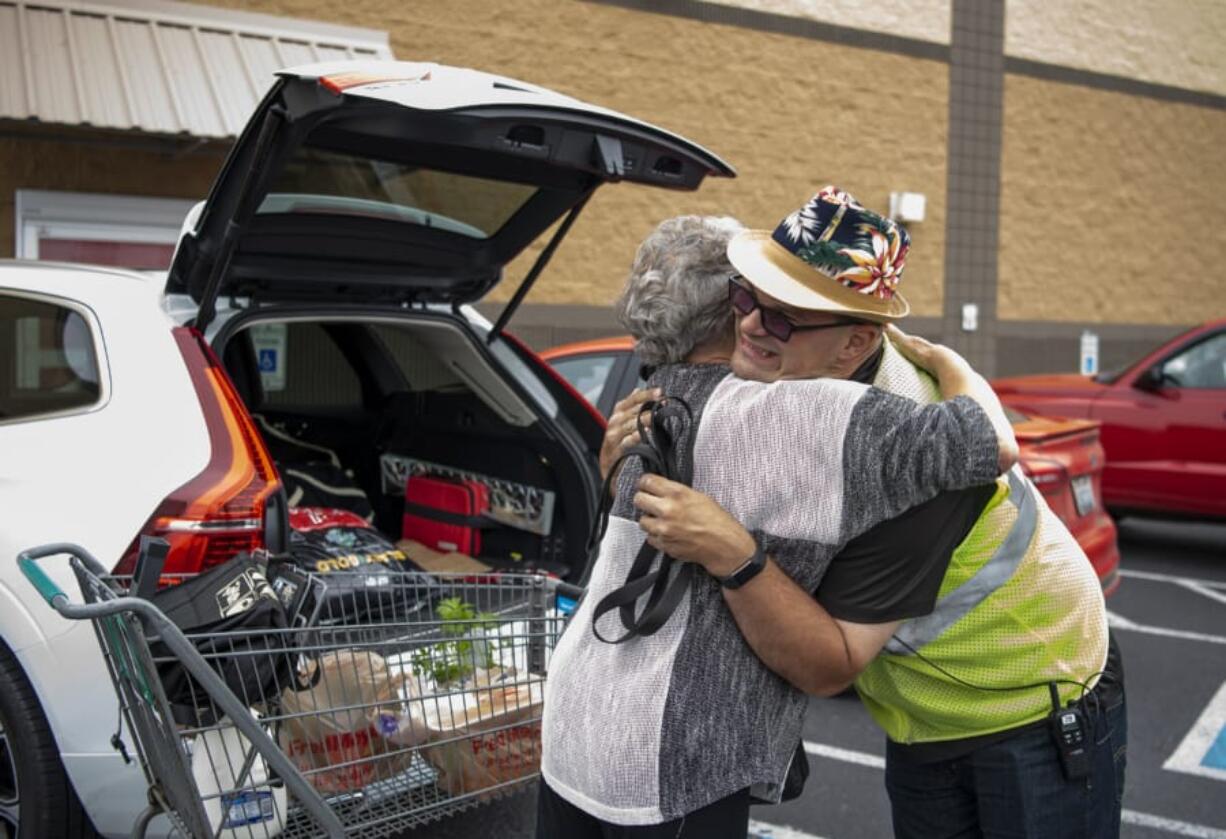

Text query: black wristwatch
(718, 545), (767, 589)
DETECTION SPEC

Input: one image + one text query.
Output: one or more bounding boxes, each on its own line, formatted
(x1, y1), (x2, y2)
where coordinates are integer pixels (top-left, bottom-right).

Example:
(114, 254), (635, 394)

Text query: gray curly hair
(614, 215), (744, 367)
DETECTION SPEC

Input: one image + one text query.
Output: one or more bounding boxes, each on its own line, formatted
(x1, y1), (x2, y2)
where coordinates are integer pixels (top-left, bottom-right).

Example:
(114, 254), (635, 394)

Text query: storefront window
(15, 190), (196, 272)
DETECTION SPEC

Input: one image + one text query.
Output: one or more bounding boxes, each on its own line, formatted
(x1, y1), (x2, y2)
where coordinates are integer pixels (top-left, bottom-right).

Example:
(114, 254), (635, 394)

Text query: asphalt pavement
(758, 517), (1226, 839)
(414, 518), (1226, 838)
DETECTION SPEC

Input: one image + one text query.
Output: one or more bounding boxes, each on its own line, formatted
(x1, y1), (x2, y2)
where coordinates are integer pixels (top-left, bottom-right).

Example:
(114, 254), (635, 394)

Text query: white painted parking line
(1121, 569), (1226, 606)
(803, 740), (884, 769)
(1122, 810), (1226, 839)
(801, 739), (1226, 837)
(1121, 569), (1226, 588)
(1165, 680), (1226, 783)
(1174, 580), (1226, 608)
(1107, 610), (1226, 646)
(748, 820), (827, 839)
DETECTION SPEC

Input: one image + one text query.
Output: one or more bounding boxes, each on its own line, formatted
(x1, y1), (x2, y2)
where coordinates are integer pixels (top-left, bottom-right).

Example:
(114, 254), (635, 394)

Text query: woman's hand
(633, 474), (756, 578)
(886, 324), (1018, 472)
(884, 324), (965, 377)
(599, 388), (661, 479)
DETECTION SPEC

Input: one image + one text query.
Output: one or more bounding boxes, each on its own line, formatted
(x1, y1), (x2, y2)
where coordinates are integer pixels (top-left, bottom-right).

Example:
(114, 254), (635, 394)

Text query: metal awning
(0, 0), (393, 139)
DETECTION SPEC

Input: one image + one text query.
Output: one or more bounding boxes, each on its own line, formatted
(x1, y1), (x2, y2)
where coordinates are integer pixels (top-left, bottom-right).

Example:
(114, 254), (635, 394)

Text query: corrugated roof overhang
(0, 0), (393, 139)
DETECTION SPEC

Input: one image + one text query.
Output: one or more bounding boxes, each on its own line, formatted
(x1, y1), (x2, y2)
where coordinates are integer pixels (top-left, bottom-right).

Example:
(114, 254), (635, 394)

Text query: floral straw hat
(727, 186), (911, 322)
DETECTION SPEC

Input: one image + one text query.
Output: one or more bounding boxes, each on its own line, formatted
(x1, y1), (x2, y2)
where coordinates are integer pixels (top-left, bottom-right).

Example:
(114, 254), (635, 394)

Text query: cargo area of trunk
(214, 310), (595, 580)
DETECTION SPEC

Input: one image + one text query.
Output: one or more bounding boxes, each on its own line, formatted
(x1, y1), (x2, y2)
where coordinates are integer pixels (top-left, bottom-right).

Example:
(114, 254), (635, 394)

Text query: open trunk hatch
(167, 61), (734, 329)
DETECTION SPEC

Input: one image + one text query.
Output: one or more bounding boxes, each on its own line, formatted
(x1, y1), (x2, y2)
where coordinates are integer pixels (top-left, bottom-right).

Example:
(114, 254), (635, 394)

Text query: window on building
(15, 190), (198, 272)
(0, 293), (104, 423)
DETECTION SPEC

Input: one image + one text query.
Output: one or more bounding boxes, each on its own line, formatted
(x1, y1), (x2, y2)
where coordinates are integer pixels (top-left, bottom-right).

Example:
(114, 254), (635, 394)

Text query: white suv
(0, 60), (731, 837)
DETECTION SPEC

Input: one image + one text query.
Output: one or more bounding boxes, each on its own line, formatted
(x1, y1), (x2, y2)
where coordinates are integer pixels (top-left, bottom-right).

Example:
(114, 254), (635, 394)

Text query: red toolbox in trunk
(402, 476), (490, 556)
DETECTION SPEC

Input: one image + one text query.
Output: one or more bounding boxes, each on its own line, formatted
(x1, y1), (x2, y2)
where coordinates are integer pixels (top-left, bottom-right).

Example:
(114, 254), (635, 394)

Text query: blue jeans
(884, 692), (1127, 839)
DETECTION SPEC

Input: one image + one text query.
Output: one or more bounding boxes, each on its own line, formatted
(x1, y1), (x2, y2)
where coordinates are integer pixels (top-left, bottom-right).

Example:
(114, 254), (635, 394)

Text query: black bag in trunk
(275, 507), (438, 626)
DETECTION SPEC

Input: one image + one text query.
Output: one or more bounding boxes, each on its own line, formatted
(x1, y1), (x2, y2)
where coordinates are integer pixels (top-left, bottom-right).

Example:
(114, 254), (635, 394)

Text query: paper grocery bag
(416, 677), (545, 798)
(277, 649), (414, 793)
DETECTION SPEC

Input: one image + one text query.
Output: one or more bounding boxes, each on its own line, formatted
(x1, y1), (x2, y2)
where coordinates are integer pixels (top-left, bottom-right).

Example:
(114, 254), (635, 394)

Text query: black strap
(402, 501), (493, 529)
(589, 397), (699, 644)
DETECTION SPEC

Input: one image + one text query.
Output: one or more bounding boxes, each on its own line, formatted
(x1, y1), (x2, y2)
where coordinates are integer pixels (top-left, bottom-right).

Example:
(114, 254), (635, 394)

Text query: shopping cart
(18, 542), (582, 839)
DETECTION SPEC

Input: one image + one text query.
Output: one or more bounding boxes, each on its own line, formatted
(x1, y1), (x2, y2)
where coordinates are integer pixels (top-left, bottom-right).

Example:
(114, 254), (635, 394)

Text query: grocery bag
(276, 650), (414, 793)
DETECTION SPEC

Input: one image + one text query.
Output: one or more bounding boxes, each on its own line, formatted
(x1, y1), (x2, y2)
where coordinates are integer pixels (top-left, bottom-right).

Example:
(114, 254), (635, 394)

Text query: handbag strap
(589, 397), (699, 644)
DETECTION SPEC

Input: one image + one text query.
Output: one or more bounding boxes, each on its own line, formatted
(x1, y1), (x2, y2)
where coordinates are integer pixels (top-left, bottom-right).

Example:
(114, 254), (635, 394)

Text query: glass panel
(261, 147), (538, 239)
(1162, 332), (1226, 389)
(0, 296), (101, 421)
(37, 238), (175, 270)
(550, 354), (616, 408)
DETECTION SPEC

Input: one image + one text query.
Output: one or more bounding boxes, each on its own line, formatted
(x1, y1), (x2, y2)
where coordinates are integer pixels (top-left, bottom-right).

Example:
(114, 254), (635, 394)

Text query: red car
(541, 337), (1120, 596)
(993, 319), (1226, 521)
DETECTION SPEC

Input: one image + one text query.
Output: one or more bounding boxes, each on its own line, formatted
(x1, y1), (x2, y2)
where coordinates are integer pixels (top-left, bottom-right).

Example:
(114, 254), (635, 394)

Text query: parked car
(993, 319), (1226, 521)
(540, 336), (1121, 596)
(0, 60), (732, 837)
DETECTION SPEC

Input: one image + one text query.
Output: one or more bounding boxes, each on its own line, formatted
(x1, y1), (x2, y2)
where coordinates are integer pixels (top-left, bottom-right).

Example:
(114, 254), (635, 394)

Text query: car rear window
(0, 293), (102, 423)
(260, 146), (538, 239)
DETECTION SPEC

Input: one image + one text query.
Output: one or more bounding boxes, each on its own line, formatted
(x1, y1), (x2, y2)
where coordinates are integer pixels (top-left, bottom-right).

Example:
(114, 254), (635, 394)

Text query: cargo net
(90, 570), (566, 838)
(381, 454), (556, 536)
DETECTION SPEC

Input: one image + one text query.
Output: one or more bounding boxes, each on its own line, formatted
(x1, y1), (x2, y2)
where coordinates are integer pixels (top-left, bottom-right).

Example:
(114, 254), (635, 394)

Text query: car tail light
(1021, 456), (1069, 494)
(114, 327), (283, 578)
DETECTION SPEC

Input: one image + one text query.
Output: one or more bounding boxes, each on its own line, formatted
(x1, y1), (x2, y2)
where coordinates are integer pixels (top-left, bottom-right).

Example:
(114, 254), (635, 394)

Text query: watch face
(722, 547), (766, 589)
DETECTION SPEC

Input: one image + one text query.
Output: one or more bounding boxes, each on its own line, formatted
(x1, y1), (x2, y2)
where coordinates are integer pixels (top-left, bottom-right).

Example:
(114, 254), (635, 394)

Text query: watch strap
(719, 545), (767, 589)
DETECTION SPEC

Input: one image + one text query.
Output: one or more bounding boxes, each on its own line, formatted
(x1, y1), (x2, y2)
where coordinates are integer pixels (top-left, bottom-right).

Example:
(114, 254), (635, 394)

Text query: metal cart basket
(18, 543), (580, 839)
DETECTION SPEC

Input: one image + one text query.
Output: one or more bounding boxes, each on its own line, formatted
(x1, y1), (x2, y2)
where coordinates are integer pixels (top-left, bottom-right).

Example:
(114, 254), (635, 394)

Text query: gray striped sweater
(541, 364), (1001, 824)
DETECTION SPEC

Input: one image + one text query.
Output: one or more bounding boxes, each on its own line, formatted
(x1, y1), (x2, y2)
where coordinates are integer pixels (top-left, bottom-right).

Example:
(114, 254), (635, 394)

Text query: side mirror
(1134, 365), (1175, 392)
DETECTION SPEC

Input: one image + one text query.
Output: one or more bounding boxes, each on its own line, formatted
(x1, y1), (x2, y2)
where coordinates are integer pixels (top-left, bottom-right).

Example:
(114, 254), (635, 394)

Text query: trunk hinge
(487, 187), (595, 344)
(191, 105), (289, 334)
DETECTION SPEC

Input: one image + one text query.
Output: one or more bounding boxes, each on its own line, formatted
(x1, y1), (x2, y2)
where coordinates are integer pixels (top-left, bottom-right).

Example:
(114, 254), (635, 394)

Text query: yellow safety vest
(856, 340), (1109, 745)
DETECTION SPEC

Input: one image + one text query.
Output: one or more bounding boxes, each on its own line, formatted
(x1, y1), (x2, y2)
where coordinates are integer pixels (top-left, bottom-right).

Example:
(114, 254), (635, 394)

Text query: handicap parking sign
(258, 348), (277, 372)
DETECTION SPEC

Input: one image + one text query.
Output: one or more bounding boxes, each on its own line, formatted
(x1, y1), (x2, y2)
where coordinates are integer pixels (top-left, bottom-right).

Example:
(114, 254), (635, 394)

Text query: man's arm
(634, 474), (896, 696)
(720, 557), (899, 696)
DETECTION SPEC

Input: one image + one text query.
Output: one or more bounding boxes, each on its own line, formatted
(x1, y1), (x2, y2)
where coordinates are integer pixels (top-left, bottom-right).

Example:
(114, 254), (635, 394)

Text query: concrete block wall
(3, 0), (1222, 375)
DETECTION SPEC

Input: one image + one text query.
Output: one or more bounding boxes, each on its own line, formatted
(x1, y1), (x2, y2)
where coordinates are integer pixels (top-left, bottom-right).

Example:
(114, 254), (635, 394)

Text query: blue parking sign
(258, 348), (278, 372)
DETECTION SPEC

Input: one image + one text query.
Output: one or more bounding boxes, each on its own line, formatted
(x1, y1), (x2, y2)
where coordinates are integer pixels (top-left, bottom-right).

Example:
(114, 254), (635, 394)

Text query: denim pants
(884, 691), (1127, 839)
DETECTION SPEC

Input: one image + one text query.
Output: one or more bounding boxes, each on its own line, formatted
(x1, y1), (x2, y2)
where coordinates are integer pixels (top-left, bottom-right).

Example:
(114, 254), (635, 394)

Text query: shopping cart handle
(18, 552), (67, 607)
(553, 581), (586, 600)
(16, 543), (109, 608)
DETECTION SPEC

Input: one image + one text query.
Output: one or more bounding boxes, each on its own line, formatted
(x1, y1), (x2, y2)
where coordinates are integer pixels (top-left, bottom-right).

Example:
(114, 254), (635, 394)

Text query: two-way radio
(1048, 682), (1091, 780)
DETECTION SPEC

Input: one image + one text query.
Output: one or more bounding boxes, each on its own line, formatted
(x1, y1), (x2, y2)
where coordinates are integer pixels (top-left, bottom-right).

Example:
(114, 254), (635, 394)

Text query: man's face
(729, 282), (858, 382)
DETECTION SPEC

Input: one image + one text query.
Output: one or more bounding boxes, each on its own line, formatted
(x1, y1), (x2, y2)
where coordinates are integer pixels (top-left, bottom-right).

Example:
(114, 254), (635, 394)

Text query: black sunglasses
(727, 276), (861, 342)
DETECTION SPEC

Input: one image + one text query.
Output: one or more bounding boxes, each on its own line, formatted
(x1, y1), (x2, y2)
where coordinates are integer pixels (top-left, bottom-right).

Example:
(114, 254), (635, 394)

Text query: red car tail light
(114, 327), (283, 578)
(1021, 456), (1069, 493)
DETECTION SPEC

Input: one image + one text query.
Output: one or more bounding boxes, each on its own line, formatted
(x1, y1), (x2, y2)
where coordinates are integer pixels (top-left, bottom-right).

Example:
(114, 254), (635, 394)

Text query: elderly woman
(596, 214), (744, 475)
(537, 211), (1016, 839)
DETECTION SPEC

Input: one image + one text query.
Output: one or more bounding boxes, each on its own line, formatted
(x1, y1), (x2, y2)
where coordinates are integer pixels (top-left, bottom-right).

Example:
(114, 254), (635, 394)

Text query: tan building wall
(704, 0), (951, 44)
(0, 132), (222, 258)
(999, 73), (1226, 324)
(189, 0), (951, 317)
(1007, 0), (1226, 97)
